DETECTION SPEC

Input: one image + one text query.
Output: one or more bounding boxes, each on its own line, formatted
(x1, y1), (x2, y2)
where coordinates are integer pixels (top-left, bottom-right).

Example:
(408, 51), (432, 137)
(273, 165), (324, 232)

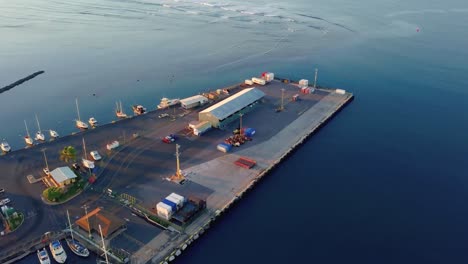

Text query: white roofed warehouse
(199, 88), (265, 129)
(50, 167), (77, 188)
(180, 95), (208, 109)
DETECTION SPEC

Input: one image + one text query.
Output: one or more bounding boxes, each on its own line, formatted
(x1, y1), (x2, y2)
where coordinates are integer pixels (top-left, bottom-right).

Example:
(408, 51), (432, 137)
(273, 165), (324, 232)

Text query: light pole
(239, 113), (243, 131)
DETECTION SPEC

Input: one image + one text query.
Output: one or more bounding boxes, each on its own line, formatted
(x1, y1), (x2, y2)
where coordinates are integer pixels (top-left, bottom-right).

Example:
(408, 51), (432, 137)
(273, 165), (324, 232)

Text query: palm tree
(60, 146), (77, 163)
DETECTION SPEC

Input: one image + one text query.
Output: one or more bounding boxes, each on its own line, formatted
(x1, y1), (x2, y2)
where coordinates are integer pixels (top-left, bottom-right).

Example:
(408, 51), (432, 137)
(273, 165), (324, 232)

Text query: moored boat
(1, 141), (11, 152)
(37, 248), (51, 264)
(132, 105), (146, 115)
(35, 114), (46, 141)
(49, 240), (67, 263)
(24, 120), (34, 145)
(66, 210), (90, 257)
(75, 98), (89, 129)
(115, 101), (127, 118)
(89, 117), (98, 127)
(157, 98), (180, 109)
(50, 130), (59, 138)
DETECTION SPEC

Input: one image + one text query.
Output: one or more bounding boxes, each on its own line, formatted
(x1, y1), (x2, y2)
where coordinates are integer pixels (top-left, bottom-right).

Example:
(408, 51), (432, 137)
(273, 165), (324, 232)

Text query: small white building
(50, 167), (77, 188)
(180, 95), (208, 109)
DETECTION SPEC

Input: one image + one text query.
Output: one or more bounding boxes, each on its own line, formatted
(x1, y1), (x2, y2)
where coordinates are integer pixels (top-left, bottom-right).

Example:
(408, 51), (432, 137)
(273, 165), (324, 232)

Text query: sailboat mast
(24, 120), (30, 137)
(98, 224), (110, 264)
(35, 113), (42, 132)
(66, 210), (74, 241)
(82, 138), (88, 160)
(76, 98), (82, 121)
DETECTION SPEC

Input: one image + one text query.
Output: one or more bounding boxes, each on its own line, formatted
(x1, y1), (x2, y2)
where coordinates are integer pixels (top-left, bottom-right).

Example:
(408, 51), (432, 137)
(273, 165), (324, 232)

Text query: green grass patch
(43, 180), (84, 203)
(8, 212), (24, 231)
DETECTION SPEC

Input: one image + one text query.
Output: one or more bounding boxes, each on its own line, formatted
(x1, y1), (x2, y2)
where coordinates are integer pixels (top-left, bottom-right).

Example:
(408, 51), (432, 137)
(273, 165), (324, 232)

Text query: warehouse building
(199, 88), (265, 129)
(180, 95), (208, 109)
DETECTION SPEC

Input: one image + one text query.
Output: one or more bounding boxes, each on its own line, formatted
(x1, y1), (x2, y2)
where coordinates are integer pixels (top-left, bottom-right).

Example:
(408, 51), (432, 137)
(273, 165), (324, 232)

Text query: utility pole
(314, 68), (318, 88)
(175, 144), (184, 181)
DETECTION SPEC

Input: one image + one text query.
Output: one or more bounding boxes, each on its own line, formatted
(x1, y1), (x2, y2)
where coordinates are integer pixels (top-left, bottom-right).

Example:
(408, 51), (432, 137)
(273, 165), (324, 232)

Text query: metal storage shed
(199, 88), (265, 128)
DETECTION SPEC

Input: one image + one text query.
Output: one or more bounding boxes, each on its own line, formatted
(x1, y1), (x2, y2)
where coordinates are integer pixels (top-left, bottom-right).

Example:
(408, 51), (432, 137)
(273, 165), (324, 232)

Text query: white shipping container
(169, 193), (186, 205)
(251, 77), (266, 85)
(156, 202), (173, 220)
(194, 126), (211, 136)
(165, 195), (182, 209)
(265, 72), (274, 82)
(335, 89), (346, 95)
(299, 79), (309, 86)
(245, 79), (253, 85)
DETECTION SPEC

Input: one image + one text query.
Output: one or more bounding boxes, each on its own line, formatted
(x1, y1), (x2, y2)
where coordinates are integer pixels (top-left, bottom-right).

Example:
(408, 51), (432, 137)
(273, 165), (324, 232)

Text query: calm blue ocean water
(3, 0), (468, 263)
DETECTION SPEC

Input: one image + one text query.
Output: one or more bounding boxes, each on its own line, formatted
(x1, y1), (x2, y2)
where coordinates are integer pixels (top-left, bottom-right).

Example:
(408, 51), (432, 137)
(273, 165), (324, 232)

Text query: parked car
(0, 198), (10, 206)
(90, 150), (102, 161)
(0, 188), (4, 194)
(158, 113), (169, 118)
(162, 134), (177, 144)
(43, 167), (50, 176)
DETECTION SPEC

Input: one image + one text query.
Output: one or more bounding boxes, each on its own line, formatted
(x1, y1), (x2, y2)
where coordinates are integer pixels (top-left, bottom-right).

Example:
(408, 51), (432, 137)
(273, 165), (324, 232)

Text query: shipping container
(166, 195), (183, 209)
(336, 89), (346, 95)
(244, 128), (256, 137)
(168, 193), (186, 208)
(264, 72), (274, 82)
(245, 79), (253, 85)
(156, 202), (172, 220)
(162, 198), (177, 212)
(301, 87), (307, 94)
(299, 79), (309, 87)
(217, 143), (232, 153)
(251, 77), (266, 85)
(169, 193), (186, 203)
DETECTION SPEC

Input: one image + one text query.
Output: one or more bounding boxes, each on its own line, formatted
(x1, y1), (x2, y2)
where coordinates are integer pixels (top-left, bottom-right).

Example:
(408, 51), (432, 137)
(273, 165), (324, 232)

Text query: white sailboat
(82, 138), (95, 169)
(1, 140), (11, 152)
(75, 98), (89, 129)
(66, 210), (90, 257)
(37, 248), (51, 264)
(23, 120), (34, 145)
(49, 240), (67, 263)
(115, 101), (127, 118)
(89, 117), (98, 127)
(35, 114), (46, 141)
(50, 129), (59, 139)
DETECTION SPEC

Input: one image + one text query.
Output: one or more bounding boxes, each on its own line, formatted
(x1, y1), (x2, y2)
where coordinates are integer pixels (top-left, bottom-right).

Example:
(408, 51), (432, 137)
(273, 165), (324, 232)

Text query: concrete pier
(0, 77), (352, 264)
